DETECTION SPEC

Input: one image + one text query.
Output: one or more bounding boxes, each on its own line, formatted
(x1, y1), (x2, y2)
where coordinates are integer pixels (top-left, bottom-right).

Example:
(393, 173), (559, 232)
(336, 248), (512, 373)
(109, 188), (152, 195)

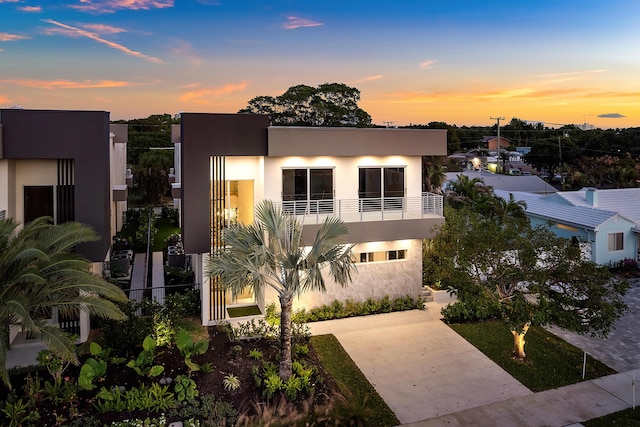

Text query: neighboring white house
(494, 188), (640, 266)
(174, 113), (447, 324)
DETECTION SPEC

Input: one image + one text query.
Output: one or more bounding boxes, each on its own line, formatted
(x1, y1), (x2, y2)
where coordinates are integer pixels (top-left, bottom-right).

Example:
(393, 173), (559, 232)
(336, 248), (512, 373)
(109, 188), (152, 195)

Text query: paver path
(308, 307), (531, 424)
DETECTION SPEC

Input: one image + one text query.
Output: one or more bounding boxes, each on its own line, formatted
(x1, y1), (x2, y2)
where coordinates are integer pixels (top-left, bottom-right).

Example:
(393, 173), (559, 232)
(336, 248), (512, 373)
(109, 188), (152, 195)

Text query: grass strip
(227, 305), (262, 318)
(449, 320), (616, 392)
(583, 407), (640, 426)
(310, 334), (399, 427)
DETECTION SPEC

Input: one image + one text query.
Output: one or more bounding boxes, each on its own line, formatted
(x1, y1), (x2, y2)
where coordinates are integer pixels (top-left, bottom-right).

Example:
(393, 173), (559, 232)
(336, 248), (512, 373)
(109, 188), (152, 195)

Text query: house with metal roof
(444, 170), (557, 194)
(494, 188), (639, 266)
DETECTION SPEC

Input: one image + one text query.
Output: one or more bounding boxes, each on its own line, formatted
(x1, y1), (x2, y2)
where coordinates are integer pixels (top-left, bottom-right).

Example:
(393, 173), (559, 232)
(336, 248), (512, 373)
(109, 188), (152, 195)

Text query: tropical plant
(175, 328), (209, 375)
(126, 335), (165, 378)
(174, 374), (199, 402)
(0, 217), (127, 387)
(222, 373), (241, 391)
(206, 200), (355, 380)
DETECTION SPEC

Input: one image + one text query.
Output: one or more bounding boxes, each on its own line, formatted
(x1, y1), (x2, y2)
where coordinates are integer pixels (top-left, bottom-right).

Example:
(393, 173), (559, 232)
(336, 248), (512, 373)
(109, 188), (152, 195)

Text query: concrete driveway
(547, 278), (640, 373)
(308, 306), (532, 424)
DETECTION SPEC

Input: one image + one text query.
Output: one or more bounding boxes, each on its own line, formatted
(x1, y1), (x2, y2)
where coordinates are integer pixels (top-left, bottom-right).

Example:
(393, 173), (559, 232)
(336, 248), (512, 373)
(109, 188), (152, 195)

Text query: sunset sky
(1, 0), (639, 128)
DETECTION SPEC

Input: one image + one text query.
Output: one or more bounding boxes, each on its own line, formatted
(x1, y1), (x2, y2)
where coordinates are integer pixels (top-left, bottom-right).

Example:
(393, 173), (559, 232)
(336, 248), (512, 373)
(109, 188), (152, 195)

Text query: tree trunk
(511, 323), (530, 359)
(278, 291), (294, 380)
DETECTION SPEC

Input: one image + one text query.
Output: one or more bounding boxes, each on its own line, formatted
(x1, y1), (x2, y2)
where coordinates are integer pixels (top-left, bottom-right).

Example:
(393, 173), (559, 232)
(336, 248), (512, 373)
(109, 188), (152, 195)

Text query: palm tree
(0, 217), (127, 387)
(444, 174), (492, 209)
(206, 200), (355, 380)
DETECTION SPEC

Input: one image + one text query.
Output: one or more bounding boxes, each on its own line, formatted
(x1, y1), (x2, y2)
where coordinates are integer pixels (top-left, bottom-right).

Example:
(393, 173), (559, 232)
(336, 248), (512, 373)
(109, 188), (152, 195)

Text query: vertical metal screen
(57, 159), (75, 223)
(209, 155), (226, 321)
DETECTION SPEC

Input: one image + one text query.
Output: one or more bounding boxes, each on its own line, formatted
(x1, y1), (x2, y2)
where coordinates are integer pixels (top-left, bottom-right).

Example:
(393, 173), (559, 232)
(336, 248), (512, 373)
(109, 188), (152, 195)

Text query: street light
(490, 116), (505, 173)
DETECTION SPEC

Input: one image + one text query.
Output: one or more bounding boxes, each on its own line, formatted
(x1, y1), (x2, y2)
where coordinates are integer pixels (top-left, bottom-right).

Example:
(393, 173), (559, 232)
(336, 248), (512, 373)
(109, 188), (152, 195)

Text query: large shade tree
(434, 205), (628, 359)
(206, 200), (355, 380)
(239, 83), (372, 127)
(0, 217), (127, 387)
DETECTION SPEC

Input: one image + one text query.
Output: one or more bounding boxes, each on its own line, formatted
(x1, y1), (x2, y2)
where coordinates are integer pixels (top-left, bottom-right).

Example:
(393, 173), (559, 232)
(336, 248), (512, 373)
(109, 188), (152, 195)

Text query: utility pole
(490, 116), (505, 173)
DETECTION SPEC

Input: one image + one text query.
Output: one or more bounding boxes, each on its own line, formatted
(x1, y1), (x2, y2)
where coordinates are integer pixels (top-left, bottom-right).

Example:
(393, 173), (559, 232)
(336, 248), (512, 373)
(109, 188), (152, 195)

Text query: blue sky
(1, 0), (639, 128)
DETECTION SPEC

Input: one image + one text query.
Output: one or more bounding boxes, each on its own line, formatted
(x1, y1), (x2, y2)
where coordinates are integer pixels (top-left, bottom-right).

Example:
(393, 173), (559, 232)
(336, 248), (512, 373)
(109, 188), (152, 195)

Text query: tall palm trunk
(511, 322), (530, 359)
(279, 291), (294, 380)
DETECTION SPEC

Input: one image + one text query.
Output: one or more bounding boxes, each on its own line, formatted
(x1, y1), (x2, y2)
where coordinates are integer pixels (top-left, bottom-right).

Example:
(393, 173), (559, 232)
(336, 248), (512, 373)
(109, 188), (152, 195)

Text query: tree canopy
(426, 183), (628, 359)
(239, 83), (372, 127)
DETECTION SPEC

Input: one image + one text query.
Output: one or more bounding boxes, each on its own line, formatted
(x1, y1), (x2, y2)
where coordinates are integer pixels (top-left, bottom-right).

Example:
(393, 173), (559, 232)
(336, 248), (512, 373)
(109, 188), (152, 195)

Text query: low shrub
(273, 294), (425, 324)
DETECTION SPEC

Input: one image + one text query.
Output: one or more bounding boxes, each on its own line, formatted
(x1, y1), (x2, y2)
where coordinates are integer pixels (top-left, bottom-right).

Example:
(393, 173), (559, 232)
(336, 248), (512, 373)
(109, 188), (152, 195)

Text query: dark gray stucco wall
(180, 113), (269, 255)
(0, 109), (111, 262)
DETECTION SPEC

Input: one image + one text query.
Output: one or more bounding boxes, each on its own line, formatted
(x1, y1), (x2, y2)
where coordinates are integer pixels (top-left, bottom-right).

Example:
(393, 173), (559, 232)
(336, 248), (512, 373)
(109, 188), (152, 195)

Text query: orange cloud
(41, 19), (163, 63)
(0, 78), (132, 89)
(69, 0), (173, 14)
(282, 16), (323, 30)
(179, 82), (248, 105)
(0, 95), (10, 104)
(0, 32), (29, 42)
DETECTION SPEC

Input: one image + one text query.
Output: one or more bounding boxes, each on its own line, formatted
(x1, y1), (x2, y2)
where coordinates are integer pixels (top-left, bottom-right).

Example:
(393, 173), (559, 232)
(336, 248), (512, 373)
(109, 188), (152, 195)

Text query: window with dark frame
(282, 168), (333, 214)
(358, 167), (405, 211)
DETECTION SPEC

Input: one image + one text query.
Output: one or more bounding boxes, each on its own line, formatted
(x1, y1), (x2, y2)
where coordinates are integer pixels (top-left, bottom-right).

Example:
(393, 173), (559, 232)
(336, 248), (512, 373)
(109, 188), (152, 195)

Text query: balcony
(273, 193), (443, 225)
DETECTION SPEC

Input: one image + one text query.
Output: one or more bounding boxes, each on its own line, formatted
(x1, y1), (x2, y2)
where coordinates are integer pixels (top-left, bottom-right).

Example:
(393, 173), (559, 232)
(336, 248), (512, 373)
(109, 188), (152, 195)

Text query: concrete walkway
(309, 301), (640, 426)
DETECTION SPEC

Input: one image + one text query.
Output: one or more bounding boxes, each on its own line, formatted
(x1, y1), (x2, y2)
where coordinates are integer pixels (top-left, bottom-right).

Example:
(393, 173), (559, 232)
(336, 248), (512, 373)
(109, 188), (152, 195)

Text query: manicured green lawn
(448, 321), (616, 392)
(153, 216), (180, 252)
(584, 407), (640, 426)
(311, 334), (399, 427)
(227, 305), (262, 318)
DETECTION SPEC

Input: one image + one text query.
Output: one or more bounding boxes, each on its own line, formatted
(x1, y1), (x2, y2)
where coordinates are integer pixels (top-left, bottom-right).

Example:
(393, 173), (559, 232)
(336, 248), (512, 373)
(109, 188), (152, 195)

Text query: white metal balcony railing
(273, 193), (443, 225)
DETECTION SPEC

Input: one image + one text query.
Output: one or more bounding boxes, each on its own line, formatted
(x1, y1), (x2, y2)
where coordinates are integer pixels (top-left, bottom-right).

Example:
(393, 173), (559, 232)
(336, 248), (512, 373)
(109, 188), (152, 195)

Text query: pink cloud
(282, 15), (323, 30)
(80, 23), (126, 34)
(41, 19), (163, 63)
(69, 0), (174, 13)
(179, 82), (248, 105)
(19, 6), (42, 12)
(420, 59), (439, 69)
(350, 75), (384, 84)
(0, 32), (29, 42)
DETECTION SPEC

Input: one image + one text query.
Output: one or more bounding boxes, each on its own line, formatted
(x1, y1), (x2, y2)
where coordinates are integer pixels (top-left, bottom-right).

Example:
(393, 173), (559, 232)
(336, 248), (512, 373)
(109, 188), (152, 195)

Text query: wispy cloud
(80, 23), (126, 34)
(533, 69), (608, 84)
(0, 32), (29, 42)
(0, 0), (20, 3)
(0, 78), (133, 89)
(179, 82), (248, 105)
(420, 59), (438, 69)
(69, 0), (173, 14)
(282, 15), (323, 30)
(598, 113), (626, 118)
(41, 19), (163, 63)
(350, 75), (383, 84)
(19, 5), (41, 12)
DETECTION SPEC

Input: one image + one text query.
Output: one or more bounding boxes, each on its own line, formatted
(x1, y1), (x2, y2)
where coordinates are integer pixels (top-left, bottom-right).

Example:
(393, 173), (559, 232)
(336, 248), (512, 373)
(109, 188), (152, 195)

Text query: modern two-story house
(173, 113), (446, 324)
(0, 108), (128, 350)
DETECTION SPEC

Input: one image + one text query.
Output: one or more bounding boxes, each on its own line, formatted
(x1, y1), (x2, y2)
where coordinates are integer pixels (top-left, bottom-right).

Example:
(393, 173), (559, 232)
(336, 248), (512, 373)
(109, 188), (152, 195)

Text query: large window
(282, 168), (333, 214)
(358, 167), (405, 210)
(608, 232), (624, 252)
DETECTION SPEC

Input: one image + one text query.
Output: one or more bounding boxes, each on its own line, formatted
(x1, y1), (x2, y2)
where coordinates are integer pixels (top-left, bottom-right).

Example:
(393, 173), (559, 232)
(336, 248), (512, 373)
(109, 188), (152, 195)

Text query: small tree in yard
(438, 206), (628, 359)
(205, 200), (355, 380)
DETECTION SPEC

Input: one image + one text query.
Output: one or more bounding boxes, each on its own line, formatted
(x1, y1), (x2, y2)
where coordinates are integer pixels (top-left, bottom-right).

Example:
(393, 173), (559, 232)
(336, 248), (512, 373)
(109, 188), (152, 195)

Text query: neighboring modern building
(173, 113), (447, 324)
(0, 109), (128, 347)
(495, 187), (640, 265)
